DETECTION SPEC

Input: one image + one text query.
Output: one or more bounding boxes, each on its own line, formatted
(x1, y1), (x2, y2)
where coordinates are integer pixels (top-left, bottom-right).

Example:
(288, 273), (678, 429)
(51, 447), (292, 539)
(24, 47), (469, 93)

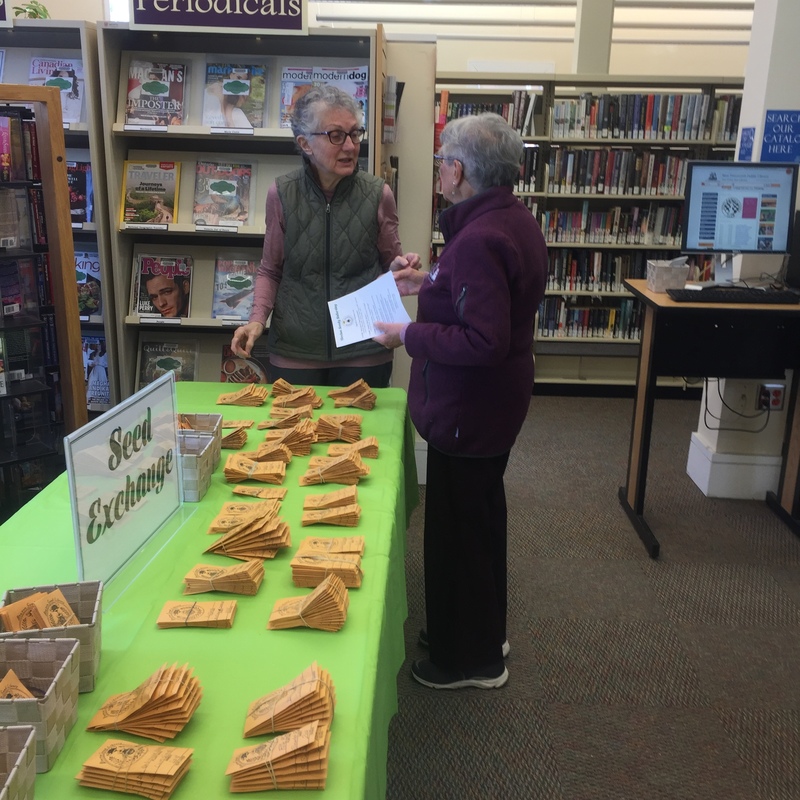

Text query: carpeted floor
(386, 395), (800, 800)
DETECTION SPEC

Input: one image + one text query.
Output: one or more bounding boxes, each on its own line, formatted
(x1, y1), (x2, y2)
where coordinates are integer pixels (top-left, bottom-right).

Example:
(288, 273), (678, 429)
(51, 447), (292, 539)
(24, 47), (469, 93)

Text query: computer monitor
(681, 160), (799, 283)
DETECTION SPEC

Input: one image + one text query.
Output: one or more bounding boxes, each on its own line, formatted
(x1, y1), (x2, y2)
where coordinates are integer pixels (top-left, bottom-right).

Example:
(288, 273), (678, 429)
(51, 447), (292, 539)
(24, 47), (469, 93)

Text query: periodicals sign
(128, 0), (307, 35)
(65, 371), (182, 582)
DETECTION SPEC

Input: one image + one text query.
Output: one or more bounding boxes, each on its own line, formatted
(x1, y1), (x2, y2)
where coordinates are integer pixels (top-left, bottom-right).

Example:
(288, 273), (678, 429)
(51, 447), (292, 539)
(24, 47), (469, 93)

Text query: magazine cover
(193, 161), (251, 226)
(137, 339), (199, 389)
(202, 63), (267, 129)
(82, 333), (111, 411)
(0, 334), (6, 395)
(212, 256), (258, 319)
(121, 161), (180, 225)
(66, 161), (93, 224)
(279, 66), (315, 128)
(75, 249), (102, 320)
(220, 341), (268, 384)
(131, 253), (193, 318)
(29, 56), (84, 125)
(126, 60), (186, 126)
(312, 65), (369, 130)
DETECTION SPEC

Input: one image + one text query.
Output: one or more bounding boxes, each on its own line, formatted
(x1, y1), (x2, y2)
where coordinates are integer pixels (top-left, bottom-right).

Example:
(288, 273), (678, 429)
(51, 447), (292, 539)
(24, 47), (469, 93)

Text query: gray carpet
(386, 395), (800, 800)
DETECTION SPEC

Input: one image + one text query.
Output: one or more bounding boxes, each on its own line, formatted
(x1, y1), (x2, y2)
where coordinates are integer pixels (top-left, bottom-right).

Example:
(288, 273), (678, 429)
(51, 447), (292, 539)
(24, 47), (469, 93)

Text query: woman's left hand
(373, 321), (407, 349)
(390, 252), (421, 272)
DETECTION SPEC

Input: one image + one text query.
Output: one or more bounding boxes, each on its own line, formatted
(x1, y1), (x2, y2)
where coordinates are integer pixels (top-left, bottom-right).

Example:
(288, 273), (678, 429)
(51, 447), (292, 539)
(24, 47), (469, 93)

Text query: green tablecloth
(0, 383), (418, 799)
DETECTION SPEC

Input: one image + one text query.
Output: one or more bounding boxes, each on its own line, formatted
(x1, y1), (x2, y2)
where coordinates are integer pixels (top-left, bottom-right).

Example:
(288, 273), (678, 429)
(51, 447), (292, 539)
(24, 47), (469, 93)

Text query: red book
(644, 94), (655, 140)
(604, 150), (615, 195)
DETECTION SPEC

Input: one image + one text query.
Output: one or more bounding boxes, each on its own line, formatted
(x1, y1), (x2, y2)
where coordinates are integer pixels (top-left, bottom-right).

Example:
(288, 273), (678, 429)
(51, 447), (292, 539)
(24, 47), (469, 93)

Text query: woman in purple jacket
(375, 113), (548, 689)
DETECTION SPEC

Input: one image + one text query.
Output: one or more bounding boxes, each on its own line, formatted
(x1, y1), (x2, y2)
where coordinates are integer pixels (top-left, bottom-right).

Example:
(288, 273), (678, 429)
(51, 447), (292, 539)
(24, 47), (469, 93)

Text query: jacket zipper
(325, 201), (332, 360)
(455, 285), (467, 321)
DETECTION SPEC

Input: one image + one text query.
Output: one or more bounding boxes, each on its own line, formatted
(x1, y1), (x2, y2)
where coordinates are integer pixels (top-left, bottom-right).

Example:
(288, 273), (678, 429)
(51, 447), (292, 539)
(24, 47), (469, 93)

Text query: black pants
(266, 361), (393, 389)
(424, 444), (510, 672)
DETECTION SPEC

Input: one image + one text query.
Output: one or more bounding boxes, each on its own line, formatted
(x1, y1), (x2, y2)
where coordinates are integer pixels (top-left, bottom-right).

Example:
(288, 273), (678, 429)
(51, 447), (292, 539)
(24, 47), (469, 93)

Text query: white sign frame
(65, 371), (183, 582)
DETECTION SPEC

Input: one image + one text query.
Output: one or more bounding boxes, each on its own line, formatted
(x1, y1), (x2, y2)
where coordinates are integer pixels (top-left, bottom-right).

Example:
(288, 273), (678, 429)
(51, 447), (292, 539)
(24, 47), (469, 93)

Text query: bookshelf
(96, 23), (385, 399)
(0, 19), (118, 412)
(0, 84), (87, 520)
(434, 72), (744, 387)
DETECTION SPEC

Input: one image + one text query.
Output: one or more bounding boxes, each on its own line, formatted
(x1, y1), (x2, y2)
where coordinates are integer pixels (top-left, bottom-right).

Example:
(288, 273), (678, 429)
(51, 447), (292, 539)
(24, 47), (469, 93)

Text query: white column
(572, 0), (613, 74)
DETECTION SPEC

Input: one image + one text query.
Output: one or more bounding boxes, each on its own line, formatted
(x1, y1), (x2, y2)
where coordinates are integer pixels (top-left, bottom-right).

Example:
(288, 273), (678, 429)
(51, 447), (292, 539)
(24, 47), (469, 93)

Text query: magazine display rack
(96, 23), (385, 399)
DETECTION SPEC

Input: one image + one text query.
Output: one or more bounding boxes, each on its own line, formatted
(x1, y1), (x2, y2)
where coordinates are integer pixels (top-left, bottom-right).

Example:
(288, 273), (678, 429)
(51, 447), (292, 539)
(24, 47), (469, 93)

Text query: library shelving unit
(96, 23), (385, 399)
(0, 19), (118, 412)
(0, 84), (87, 520)
(434, 72), (744, 388)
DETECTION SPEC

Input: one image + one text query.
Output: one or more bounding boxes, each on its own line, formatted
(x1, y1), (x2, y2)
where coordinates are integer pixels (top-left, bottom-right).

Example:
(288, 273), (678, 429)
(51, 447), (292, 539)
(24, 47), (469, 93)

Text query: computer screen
(681, 161), (799, 255)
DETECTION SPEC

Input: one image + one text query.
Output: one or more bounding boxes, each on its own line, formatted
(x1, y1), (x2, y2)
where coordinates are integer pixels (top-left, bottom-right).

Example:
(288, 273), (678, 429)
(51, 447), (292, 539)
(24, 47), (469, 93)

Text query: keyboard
(666, 287), (800, 305)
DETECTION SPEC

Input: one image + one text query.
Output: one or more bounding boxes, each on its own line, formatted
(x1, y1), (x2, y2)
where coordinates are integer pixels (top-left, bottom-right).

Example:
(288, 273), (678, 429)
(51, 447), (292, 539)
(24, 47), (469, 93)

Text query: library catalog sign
(129, 0), (307, 34)
(65, 371), (182, 582)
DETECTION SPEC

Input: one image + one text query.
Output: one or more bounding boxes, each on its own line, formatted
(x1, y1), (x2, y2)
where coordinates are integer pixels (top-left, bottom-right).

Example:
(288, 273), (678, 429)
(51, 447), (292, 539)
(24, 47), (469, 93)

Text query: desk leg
(766, 369), (800, 536)
(619, 304), (660, 559)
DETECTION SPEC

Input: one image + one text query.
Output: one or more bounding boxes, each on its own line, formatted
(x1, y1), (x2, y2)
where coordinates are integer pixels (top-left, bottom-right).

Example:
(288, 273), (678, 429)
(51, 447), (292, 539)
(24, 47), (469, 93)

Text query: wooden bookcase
(434, 72), (744, 387)
(96, 23), (385, 399)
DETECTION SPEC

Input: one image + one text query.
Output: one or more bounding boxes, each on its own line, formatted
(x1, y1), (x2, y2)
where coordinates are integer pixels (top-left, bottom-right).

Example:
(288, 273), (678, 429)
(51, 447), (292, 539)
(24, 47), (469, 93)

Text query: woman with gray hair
(231, 84), (419, 386)
(375, 112), (548, 689)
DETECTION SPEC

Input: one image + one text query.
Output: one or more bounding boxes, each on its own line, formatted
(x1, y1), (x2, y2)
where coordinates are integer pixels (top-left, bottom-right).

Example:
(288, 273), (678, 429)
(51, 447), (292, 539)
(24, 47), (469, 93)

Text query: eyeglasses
(310, 128), (366, 145)
(433, 154), (457, 169)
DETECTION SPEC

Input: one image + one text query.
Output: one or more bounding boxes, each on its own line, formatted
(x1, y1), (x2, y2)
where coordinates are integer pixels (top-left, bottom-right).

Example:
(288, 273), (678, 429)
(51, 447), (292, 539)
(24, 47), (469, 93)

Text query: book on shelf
(202, 63), (267, 129)
(66, 161), (93, 224)
(125, 60), (186, 126)
(75, 249), (102, 320)
(0, 335), (7, 396)
(131, 253), (193, 318)
(0, 107), (27, 182)
(28, 56), (83, 125)
(0, 257), (37, 319)
(137, 338), (199, 389)
(220, 341), (268, 384)
(82, 333), (111, 412)
(22, 116), (40, 181)
(193, 161), (252, 227)
(212, 256), (258, 319)
(121, 160), (180, 225)
(0, 187), (20, 249)
(279, 65), (369, 129)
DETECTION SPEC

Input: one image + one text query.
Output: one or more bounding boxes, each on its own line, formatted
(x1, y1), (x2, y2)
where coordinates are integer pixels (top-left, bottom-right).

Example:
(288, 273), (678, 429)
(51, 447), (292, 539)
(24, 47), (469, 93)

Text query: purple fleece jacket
(405, 185), (547, 457)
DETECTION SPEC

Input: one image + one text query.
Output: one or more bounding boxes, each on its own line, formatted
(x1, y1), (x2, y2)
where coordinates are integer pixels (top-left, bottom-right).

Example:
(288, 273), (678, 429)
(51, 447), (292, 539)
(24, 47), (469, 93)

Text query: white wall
(40, 0), (105, 21)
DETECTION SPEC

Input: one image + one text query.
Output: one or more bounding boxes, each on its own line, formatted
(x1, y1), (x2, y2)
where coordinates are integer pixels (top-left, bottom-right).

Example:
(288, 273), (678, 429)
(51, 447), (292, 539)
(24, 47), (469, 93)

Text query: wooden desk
(620, 279), (800, 558)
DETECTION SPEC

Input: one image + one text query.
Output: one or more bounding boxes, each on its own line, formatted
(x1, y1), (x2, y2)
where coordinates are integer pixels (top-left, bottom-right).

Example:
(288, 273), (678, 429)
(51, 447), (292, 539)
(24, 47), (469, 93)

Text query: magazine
(0, 334), (6, 395)
(193, 161), (252, 227)
(29, 56), (84, 125)
(220, 341), (268, 384)
(82, 333), (111, 411)
(121, 160), (180, 225)
(126, 60), (186, 126)
(279, 66), (315, 128)
(131, 253), (193, 318)
(137, 339), (199, 389)
(75, 249), (102, 320)
(212, 256), (258, 319)
(202, 63), (267, 129)
(279, 65), (369, 129)
(66, 161), (93, 224)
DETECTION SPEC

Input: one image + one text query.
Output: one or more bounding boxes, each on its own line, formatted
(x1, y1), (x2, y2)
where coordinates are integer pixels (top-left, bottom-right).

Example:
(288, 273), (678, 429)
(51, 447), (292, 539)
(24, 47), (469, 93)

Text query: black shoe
(411, 658), (508, 690)
(418, 628), (511, 658)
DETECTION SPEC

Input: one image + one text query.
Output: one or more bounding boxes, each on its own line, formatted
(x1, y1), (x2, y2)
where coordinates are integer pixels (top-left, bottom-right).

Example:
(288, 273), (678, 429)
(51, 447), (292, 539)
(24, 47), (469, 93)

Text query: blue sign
(738, 126), (754, 162)
(761, 109), (800, 163)
(129, 0), (307, 35)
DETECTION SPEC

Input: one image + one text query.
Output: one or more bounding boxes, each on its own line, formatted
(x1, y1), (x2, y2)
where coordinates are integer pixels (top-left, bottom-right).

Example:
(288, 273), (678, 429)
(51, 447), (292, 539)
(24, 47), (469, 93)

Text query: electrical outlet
(758, 384), (785, 411)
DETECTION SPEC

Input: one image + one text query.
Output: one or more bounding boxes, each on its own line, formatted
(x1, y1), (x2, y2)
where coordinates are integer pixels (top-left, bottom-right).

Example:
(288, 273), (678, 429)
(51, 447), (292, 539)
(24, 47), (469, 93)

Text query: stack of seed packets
(205, 515), (291, 561)
(86, 664), (202, 742)
(243, 662), (335, 737)
(270, 378), (295, 396)
(226, 720), (330, 792)
(267, 574), (349, 632)
(303, 485), (357, 510)
(232, 486), (288, 500)
(157, 600), (237, 629)
(216, 385), (268, 406)
(299, 451), (369, 486)
(183, 561), (264, 595)
(221, 426), (249, 449)
(0, 669), (34, 698)
(76, 739), (193, 799)
(0, 587), (79, 630)
(223, 455), (286, 484)
(239, 442), (292, 463)
(314, 414), (362, 443)
(300, 503), (361, 528)
(297, 536), (365, 557)
(272, 387), (323, 409)
(222, 419), (254, 429)
(290, 552), (362, 589)
(328, 379), (376, 410)
(207, 501), (281, 534)
(327, 436), (379, 458)
(260, 420), (316, 455)
(258, 407), (314, 428)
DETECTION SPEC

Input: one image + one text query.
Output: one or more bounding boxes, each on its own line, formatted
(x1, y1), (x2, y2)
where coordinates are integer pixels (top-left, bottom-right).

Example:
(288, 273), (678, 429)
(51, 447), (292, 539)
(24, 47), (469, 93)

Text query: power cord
(700, 378), (771, 433)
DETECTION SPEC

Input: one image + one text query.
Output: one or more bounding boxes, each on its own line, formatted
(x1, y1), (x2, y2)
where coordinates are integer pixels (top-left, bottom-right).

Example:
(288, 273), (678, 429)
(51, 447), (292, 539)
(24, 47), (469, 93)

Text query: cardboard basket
(646, 260), (690, 293)
(179, 412), (222, 468)
(0, 639), (79, 773)
(0, 581), (102, 694)
(178, 430), (216, 502)
(0, 726), (36, 800)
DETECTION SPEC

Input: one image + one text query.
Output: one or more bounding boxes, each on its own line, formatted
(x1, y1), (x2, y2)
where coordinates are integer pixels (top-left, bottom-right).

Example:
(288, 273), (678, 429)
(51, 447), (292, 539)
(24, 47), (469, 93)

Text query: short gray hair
(440, 112), (523, 192)
(291, 84), (363, 139)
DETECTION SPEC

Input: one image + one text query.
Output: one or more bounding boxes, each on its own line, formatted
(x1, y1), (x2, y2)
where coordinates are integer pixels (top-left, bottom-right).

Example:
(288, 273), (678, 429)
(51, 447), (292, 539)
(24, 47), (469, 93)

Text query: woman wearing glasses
(375, 113), (548, 689)
(230, 84), (419, 387)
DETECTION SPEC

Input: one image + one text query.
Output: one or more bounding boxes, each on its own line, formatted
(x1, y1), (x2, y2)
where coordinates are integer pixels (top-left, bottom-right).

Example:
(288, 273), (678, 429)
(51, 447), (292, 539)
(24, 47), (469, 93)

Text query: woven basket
(0, 727), (36, 800)
(179, 412), (222, 467)
(1, 581), (102, 693)
(0, 639), (80, 773)
(178, 430), (216, 502)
